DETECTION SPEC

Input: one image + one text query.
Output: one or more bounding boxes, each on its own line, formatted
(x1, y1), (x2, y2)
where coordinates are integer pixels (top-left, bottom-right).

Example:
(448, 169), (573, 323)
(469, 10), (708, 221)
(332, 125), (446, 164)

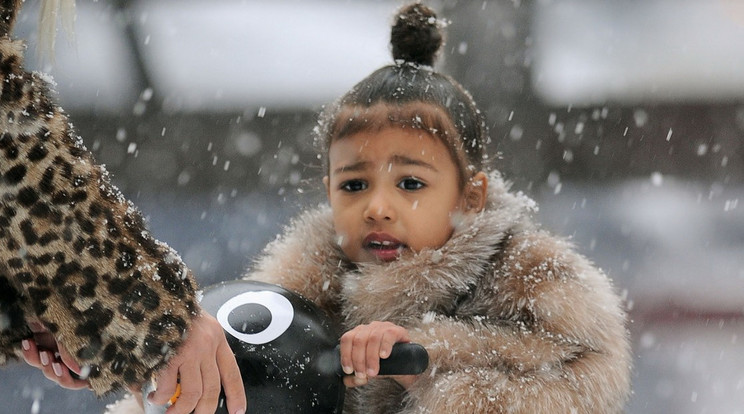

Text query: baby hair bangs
(328, 102), (471, 187)
(330, 102), (456, 142)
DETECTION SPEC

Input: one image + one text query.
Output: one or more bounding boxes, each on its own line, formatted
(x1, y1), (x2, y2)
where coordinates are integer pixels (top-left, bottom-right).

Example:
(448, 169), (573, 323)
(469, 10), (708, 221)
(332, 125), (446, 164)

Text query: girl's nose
(364, 189), (395, 222)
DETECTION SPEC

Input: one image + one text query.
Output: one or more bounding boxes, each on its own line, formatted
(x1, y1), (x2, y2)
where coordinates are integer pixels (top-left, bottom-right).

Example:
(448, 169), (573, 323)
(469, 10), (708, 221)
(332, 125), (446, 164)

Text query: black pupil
(228, 303), (272, 334)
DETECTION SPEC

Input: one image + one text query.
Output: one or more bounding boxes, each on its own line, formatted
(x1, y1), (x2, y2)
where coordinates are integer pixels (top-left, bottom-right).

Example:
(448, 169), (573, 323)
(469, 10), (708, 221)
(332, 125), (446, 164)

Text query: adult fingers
(36, 350), (55, 380)
(21, 339), (42, 368)
(34, 350), (88, 390)
(49, 360), (90, 390)
(149, 363), (180, 406)
(216, 338), (246, 414)
(192, 358), (221, 414)
(57, 343), (83, 376)
(167, 364), (201, 414)
(23, 337), (90, 389)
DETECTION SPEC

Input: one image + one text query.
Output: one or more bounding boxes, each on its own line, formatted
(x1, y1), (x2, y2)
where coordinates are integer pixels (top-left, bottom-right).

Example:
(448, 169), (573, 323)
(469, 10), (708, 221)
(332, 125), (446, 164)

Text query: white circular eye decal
(216, 290), (294, 345)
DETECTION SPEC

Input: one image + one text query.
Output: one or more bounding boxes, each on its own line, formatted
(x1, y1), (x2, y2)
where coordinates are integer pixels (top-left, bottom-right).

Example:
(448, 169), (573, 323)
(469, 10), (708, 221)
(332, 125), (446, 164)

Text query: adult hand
(21, 321), (90, 390)
(147, 311), (246, 414)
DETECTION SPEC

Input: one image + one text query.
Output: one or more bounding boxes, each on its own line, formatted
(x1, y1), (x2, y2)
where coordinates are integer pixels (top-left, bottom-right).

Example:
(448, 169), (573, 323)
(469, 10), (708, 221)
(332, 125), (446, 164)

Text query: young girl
(246, 3), (631, 413)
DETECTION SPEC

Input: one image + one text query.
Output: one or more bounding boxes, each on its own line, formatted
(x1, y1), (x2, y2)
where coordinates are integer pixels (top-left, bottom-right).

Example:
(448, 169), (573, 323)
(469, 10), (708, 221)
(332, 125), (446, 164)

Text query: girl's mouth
(363, 234), (406, 262)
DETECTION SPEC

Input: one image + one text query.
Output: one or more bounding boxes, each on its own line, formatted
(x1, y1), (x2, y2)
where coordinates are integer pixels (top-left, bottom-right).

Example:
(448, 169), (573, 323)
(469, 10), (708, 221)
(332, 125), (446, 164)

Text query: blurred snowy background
(2, 0), (743, 412)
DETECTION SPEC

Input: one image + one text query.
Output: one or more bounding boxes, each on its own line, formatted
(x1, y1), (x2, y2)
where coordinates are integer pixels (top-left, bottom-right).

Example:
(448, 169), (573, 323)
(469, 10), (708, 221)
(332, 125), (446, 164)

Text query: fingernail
(355, 371), (366, 379)
(21, 340), (30, 351)
(342, 365), (353, 375)
(367, 368), (376, 377)
(39, 352), (49, 366)
(235, 410), (245, 414)
(52, 362), (63, 377)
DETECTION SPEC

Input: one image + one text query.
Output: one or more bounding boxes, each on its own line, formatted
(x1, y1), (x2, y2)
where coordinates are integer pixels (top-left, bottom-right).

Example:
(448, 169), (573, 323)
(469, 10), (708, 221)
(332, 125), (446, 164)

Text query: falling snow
(4, 2), (744, 413)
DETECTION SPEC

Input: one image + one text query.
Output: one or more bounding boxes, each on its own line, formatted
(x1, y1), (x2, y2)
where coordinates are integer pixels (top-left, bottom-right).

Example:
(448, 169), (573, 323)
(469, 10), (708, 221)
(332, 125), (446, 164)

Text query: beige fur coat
(245, 173), (632, 413)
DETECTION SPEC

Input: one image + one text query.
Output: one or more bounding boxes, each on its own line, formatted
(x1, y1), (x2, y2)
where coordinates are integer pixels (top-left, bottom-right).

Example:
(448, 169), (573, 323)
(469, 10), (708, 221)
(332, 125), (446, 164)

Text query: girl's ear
(464, 171), (488, 213)
(323, 176), (331, 200)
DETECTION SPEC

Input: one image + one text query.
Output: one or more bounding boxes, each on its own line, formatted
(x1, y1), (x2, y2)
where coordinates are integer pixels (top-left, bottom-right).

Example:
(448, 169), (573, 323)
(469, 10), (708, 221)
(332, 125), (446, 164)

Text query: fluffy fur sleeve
(244, 206), (346, 324)
(0, 1), (198, 395)
(403, 231), (632, 414)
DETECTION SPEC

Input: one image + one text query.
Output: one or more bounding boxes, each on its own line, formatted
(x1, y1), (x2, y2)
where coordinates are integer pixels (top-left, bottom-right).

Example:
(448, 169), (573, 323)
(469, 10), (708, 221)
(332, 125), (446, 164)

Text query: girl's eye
(398, 177), (425, 191)
(340, 180), (367, 192)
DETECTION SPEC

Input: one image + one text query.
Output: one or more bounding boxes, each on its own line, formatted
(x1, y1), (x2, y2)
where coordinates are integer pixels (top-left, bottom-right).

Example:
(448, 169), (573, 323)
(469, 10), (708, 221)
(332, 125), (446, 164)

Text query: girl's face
(324, 127), (485, 264)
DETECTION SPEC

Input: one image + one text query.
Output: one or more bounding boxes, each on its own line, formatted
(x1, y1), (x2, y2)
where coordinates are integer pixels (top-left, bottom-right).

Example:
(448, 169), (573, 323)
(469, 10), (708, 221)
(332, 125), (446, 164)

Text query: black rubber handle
(334, 342), (429, 376)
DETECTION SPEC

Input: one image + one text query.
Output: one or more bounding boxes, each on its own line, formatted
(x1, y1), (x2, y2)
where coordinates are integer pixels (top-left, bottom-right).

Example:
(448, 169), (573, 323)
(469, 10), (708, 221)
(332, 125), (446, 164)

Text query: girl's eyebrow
(333, 160), (370, 175)
(390, 154), (439, 172)
(333, 155), (439, 175)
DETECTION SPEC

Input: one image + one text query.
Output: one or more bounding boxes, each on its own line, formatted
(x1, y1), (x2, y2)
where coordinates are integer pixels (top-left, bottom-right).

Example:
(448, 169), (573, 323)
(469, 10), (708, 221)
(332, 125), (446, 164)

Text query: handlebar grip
(378, 342), (429, 375)
(334, 342), (429, 376)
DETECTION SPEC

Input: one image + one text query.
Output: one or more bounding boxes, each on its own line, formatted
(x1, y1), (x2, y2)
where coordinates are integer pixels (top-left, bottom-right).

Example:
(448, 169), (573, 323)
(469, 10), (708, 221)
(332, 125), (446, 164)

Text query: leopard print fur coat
(0, 0), (198, 395)
(246, 172), (633, 413)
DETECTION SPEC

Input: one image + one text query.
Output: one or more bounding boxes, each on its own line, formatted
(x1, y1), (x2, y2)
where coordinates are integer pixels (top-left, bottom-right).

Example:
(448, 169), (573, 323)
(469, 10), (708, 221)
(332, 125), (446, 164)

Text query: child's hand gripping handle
(334, 342), (429, 376)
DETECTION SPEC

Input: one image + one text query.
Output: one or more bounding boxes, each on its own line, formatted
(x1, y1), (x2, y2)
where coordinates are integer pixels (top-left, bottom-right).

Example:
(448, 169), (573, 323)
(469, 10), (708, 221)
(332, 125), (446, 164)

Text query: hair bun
(391, 3), (443, 67)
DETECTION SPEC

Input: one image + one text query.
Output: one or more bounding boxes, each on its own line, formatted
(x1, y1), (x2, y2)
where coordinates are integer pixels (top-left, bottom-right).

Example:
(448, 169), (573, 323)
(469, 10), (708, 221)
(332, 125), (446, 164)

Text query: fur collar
(258, 172), (537, 328)
(340, 172), (537, 327)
